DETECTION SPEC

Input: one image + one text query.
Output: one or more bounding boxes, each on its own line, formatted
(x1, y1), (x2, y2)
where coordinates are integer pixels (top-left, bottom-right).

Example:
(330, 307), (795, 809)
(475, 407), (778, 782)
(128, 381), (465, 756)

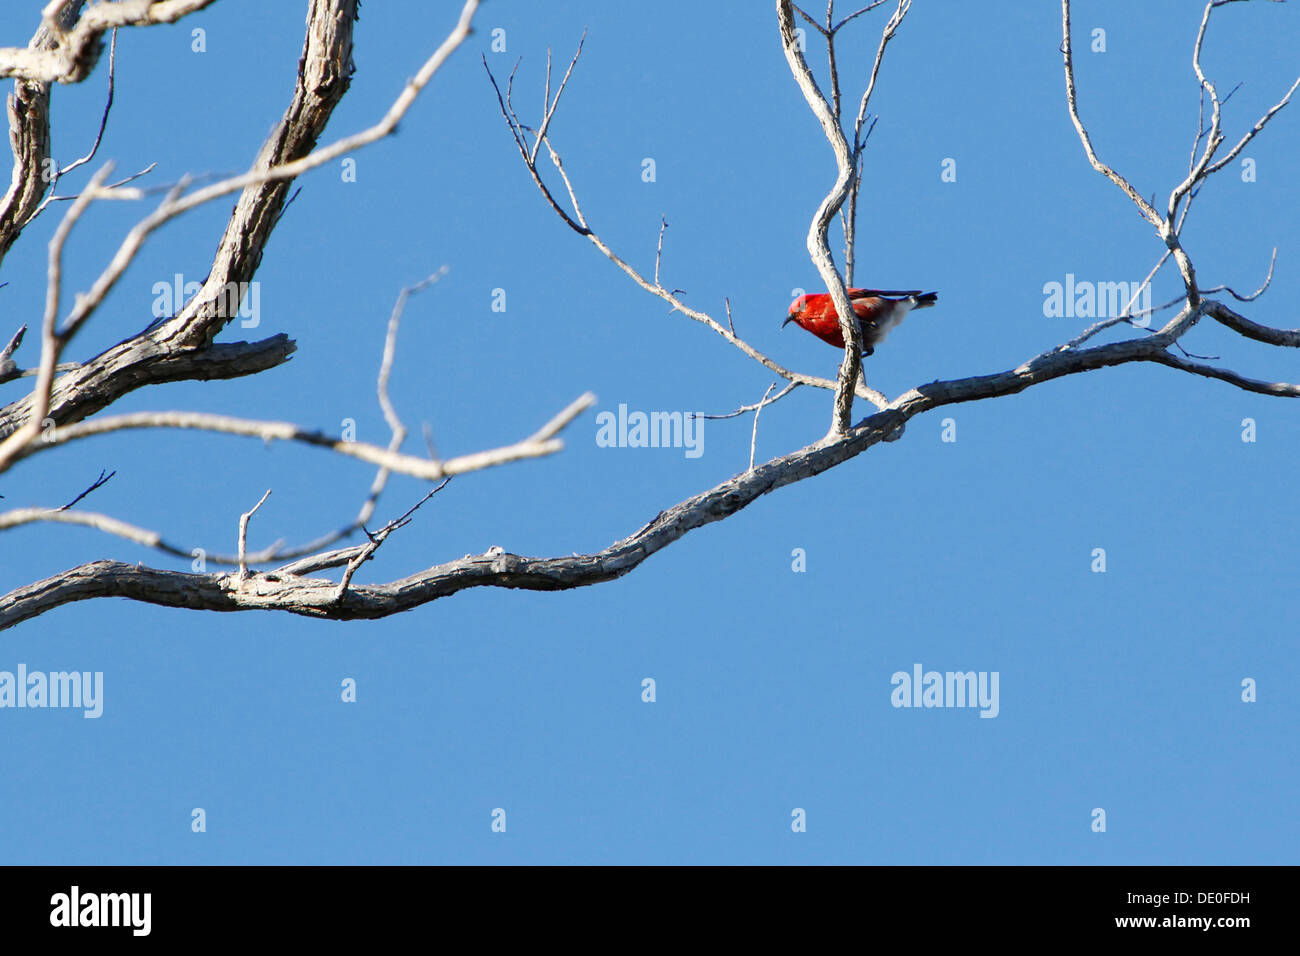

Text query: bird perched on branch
(783, 288), (938, 355)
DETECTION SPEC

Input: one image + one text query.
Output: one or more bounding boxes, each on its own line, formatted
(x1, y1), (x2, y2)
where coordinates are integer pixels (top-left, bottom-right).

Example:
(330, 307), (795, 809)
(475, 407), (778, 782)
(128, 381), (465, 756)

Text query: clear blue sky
(1, 0), (1296, 864)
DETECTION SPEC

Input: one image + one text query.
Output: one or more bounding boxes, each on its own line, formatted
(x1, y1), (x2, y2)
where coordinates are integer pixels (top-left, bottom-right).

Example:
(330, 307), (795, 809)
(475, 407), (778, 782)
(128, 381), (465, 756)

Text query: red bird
(783, 288), (938, 355)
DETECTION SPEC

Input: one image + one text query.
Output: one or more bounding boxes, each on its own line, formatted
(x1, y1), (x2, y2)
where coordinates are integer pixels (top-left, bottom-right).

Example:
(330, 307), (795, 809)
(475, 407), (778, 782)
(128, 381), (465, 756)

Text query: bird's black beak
(781, 315), (795, 329)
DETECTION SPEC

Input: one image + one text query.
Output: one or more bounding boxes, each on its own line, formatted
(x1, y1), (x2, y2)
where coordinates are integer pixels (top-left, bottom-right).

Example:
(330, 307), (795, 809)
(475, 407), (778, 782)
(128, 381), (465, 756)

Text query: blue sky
(0, 0), (1296, 864)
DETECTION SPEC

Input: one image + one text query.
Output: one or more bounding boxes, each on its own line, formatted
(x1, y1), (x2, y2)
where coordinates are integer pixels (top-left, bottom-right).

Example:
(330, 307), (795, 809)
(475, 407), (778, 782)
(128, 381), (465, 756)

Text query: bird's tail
(911, 291), (938, 309)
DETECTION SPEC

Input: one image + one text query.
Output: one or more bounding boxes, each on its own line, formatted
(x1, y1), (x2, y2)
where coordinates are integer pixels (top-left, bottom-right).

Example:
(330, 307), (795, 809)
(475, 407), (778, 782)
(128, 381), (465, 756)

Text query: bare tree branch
(4, 393), (596, 480)
(1, 257), (459, 573)
(749, 382), (777, 471)
(1205, 299), (1300, 347)
(696, 382), (799, 421)
(0, 0), (216, 83)
(1061, 0), (1163, 228)
(9, 301), (1299, 630)
(0, 324), (25, 383)
(835, 1), (890, 33)
(237, 489), (273, 581)
(58, 467), (113, 510)
(0, 0), (478, 451)
(1202, 248), (1276, 302)
(1147, 349), (1300, 396)
(777, 0), (868, 434)
(333, 479), (451, 601)
(0, 0), (89, 264)
(775, 0), (913, 433)
(484, 46), (888, 411)
(23, 25), (124, 228)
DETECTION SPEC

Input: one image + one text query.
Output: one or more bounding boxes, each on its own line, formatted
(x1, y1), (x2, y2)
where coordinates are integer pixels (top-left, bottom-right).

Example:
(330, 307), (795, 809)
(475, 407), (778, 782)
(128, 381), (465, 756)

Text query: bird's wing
(849, 288), (924, 299)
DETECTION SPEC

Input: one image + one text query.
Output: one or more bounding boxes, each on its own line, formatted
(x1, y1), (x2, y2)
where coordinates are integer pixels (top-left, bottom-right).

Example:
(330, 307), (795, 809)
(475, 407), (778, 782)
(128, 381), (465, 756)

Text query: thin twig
(1061, 1), (1162, 226)
(834, 1), (889, 33)
(263, 267), (453, 563)
(696, 381), (799, 420)
(749, 383), (778, 471)
(237, 489), (273, 581)
(655, 218), (668, 289)
(793, 4), (827, 34)
(25, 27), (121, 225)
(57, 468), (114, 511)
(530, 32), (586, 166)
(1201, 248), (1276, 302)
(46, 162), (158, 202)
(335, 478), (451, 599)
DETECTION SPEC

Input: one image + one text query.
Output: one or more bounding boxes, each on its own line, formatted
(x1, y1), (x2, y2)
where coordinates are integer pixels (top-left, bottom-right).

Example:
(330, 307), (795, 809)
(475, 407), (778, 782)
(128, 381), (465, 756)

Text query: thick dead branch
(8, 299), (1298, 629)
(0, 0), (478, 452)
(0, 0), (89, 264)
(1205, 300), (1300, 347)
(0, 1), (215, 83)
